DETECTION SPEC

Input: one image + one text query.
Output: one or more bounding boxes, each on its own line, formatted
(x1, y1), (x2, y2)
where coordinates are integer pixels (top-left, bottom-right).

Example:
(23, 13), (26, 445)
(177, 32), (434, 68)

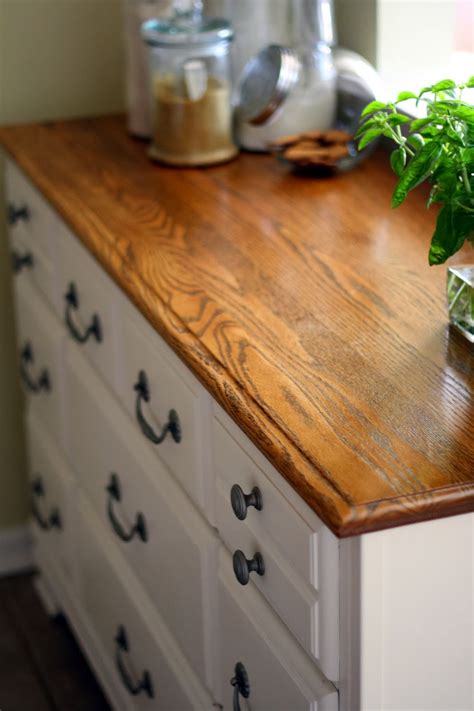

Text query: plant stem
(461, 165), (472, 194)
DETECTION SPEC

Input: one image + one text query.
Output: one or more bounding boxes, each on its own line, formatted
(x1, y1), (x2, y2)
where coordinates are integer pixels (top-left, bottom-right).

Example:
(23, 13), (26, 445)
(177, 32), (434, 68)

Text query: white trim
(0, 524), (34, 577)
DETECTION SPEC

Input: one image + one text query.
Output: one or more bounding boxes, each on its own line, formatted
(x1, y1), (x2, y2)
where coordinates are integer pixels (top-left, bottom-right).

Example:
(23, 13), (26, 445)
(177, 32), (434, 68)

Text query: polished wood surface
(1, 116), (472, 537)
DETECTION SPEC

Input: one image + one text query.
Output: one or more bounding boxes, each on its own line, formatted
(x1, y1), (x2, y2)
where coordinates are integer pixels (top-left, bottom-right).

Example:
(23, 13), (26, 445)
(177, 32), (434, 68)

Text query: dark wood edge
(2, 142), (472, 538)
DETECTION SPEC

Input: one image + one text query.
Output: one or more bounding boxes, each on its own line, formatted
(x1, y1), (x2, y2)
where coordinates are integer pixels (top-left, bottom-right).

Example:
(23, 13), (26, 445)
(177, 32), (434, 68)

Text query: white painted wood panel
(216, 547), (338, 711)
(77, 496), (216, 710)
(359, 514), (474, 711)
(56, 218), (121, 393)
(26, 411), (75, 584)
(5, 159), (59, 312)
(117, 297), (213, 517)
(214, 417), (339, 681)
(63, 345), (218, 690)
(14, 279), (66, 446)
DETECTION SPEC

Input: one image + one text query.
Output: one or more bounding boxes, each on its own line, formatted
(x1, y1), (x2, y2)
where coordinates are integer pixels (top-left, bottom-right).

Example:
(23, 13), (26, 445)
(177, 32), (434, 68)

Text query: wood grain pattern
(1, 115), (472, 537)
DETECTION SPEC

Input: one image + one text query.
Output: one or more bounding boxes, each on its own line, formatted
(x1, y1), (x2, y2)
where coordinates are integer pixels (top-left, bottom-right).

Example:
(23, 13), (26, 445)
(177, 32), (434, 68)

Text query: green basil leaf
(407, 133), (425, 150)
(433, 101), (474, 122)
(392, 141), (442, 207)
(360, 100), (388, 118)
(390, 147), (407, 177)
(396, 91), (418, 102)
(354, 117), (379, 138)
(411, 115), (436, 132)
(417, 86), (433, 104)
(431, 79), (457, 93)
(465, 76), (474, 88)
(358, 127), (383, 151)
(429, 207), (472, 265)
(386, 113), (411, 126)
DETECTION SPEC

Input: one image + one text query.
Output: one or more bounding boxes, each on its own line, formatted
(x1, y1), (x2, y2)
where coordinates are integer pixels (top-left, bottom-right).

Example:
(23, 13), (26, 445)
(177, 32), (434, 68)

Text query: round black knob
(230, 485), (262, 521)
(232, 550), (265, 586)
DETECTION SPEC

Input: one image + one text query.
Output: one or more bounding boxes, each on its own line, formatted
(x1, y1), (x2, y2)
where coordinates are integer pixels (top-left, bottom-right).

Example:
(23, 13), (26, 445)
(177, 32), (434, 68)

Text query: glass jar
(141, 8), (238, 166)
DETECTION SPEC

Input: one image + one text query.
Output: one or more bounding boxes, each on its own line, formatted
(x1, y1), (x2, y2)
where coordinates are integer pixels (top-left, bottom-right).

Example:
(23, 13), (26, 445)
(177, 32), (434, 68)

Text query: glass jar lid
(141, 15), (233, 48)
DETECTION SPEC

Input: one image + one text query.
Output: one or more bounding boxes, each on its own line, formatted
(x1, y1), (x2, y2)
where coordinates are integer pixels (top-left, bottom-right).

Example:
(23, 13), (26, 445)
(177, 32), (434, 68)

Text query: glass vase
(447, 266), (474, 343)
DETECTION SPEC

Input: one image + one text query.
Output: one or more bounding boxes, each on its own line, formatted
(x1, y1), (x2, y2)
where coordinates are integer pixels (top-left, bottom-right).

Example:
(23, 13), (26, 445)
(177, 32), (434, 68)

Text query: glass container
(142, 4), (238, 166)
(447, 266), (474, 343)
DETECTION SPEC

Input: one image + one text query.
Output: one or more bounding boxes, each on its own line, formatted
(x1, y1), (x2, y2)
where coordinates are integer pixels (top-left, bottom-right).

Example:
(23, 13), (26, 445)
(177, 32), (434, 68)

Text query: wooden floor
(0, 572), (110, 711)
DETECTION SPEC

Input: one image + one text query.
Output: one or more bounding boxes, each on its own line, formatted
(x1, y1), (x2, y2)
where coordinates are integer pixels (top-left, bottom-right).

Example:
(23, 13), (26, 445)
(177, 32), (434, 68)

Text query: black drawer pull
(11, 250), (34, 274)
(114, 625), (154, 699)
(134, 370), (181, 445)
(7, 203), (30, 226)
(231, 662), (250, 711)
(20, 342), (51, 393)
(231, 485), (263, 521)
(106, 473), (148, 543)
(232, 550), (265, 586)
(31, 477), (62, 531)
(64, 282), (102, 344)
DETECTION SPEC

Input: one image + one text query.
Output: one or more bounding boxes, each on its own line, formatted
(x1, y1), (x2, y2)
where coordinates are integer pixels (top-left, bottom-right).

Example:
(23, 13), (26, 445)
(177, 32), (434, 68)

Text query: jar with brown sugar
(141, 2), (238, 166)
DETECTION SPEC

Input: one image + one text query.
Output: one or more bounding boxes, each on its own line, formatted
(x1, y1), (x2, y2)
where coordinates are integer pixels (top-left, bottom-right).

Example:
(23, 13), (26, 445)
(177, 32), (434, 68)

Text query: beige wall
(334, 0), (378, 65)
(0, 0), (125, 529)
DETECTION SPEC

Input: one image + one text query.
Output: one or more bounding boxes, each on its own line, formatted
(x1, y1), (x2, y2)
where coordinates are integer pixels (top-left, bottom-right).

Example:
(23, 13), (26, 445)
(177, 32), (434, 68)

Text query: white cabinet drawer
(117, 301), (213, 516)
(56, 220), (120, 393)
(216, 548), (338, 711)
(26, 411), (74, 584)
(6, 160), (58, 310)
(213, 416), (339, 679)
(64, 346), (218, 689)
(77, 496), (216, 711)
(14, 280), (65, 445)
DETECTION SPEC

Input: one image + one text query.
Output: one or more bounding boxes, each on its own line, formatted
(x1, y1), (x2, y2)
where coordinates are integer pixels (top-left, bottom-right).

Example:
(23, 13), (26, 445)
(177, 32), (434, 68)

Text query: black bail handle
(134, 370), (181, 445)
(64, 282), (102, 344)
(114, 625), (154, 699)
(31, 477), (62, 531)
(106, 473), (148, 543)
(20, 342), (51, 394)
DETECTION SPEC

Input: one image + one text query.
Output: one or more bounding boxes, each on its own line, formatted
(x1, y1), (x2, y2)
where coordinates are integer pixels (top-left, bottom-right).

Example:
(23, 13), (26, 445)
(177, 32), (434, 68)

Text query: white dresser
(6, 158), (474, 711)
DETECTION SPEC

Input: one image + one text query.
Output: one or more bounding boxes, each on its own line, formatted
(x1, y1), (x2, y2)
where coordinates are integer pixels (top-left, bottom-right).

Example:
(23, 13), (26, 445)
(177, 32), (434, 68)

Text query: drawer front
(214, 418), (339, 677)
(118, 304), (212, 514)
(56, 220), (120, 393)
(216, 481), (318, 662)
(6, 160), (58, 310)
(64, 346), (217, 688)
(14, 280), (65, 445)
(26, 412), (74, 583)
(77, 497), (215, 711)
(216, 548), (337, 711)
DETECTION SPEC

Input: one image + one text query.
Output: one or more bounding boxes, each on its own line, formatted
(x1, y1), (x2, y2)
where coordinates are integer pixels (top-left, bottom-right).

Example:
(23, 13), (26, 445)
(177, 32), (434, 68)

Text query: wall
(0, 0), (125, 529)
(334, 0), (378, 65)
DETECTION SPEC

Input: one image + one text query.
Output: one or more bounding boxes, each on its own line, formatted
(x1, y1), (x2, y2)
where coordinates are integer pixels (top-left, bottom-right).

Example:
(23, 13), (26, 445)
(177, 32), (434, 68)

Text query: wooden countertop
(1, 115), (472, 537)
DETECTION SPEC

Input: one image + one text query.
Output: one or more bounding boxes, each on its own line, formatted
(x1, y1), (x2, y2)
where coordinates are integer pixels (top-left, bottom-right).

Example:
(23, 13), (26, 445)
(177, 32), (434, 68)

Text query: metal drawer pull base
(7, 203), (30, 226)
(231, 485), (263, 521)
(114, 625), (154, 699)
(231, 662), (250, 711)
(134, 370), (182, 445)
(232, 550), (265, 586)
(64, 282), (102, 344)
(11, 250), (34, 274)
(31, 477), (62, 531)
(106, 473), (148, 543)
(20, 342), (51, 393)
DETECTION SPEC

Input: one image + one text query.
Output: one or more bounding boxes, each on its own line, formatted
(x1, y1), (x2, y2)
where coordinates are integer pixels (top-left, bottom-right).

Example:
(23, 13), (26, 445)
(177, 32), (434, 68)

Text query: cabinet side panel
(360, 514), (474, 711)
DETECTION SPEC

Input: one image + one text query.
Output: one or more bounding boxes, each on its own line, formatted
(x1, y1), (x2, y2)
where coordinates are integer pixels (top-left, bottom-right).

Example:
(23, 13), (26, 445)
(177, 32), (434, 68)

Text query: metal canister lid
(238, 45), (301, 126)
